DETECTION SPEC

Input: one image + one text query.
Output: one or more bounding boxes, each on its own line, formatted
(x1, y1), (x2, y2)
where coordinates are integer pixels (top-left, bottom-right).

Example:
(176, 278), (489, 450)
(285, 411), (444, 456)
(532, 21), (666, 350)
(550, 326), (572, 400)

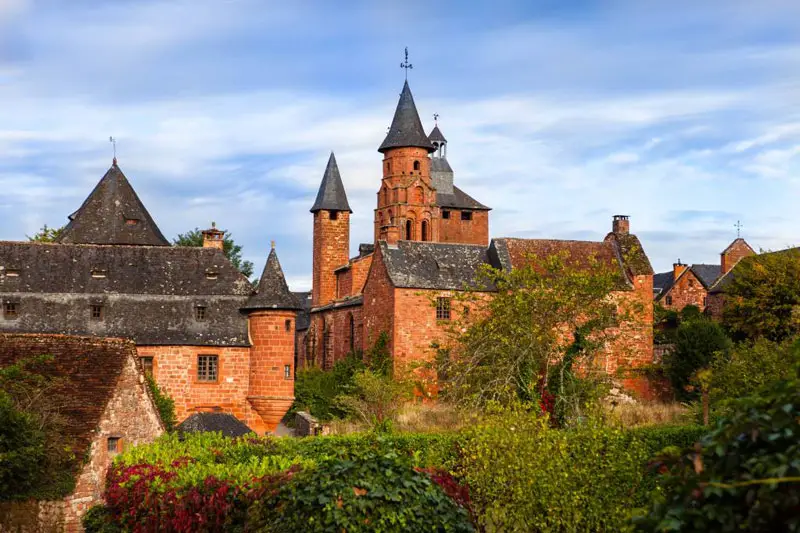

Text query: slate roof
(690, 264), (722, 288)
(58, 162), (169, 246)
(653, 264), (723, 300)
(653, 271), (674, 295)
(378, 241), (493, 290)
(242, 247), (301, 311)
(292, 291), (312, 331)
(428, 125), (447, 143)
(310, 152), (351, 213)
(437, 186), (490, 211)
(0, 242), (253, 345)
(0, 333), (151, 467)
(378, 81), (435, 153)
(604, 233), (654, 277)
(176, 412), (253, 438)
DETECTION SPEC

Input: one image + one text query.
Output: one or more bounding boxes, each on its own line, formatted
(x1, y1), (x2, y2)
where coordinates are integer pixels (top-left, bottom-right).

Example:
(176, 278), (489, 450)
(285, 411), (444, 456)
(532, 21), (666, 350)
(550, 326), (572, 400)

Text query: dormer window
(5, 269), (19, 277)
(91, 269), (107, 279)
(125, 218), (139, 226)
(4, 301), (18, 319)
(205, 270), (219, 280)
(195, 306), (207, 321)
(90, 304), (104, 320)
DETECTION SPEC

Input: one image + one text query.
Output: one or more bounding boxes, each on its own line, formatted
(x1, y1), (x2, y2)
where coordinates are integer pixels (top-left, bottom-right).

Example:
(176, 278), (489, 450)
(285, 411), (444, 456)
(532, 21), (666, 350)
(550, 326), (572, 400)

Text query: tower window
(405, 220), (413, 240)
(330, 211), (338, 220)
(421, 220), (429, 242)
(195, 306), (207, 321)
(413, 160), (420, 171)
(442, 210), (450, 219)
(436, 297), (451, 321)
(197, 355), (219, 382)
(4, 302), (18, 319)
(284, 365), (292, 380)
(461, 211), (473, 221)
(285, 319), (292, 332)
(90, 304), (104, 320)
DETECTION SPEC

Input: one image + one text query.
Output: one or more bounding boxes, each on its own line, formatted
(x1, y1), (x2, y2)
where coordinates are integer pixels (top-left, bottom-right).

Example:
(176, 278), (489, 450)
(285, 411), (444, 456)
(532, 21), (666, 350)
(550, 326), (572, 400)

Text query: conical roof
(310, 152), (351, 213)
(428, 125), (447, 143)
(378, 81), (435, 153)
(242, 246), (301, 311)
(57, 161), (169, 246)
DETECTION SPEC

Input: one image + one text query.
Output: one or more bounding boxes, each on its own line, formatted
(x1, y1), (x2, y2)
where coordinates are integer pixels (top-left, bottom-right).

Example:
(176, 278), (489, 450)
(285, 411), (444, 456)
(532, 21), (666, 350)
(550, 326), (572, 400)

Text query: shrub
(146, 374), (176, 432)
(663, 319), (731, 400)
(291, 352), (365, 421)
(335, 369), (413, 431)
(635, 372), (800, 532)
(82, 505), (122, 533)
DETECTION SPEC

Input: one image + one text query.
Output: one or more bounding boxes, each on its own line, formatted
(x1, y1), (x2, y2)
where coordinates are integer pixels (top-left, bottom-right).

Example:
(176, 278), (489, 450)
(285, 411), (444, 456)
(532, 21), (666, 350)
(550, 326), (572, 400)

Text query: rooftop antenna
(400, 47), (413, 80)
(109, 136), (117, 165)
(735, 220), (743, 238)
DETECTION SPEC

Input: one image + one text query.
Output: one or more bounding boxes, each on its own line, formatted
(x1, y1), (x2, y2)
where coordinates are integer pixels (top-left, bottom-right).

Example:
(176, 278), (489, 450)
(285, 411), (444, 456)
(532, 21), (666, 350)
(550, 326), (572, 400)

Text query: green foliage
(254, 450), (474, 532)
(365, 331), (392, 377)
(437, 252), (622, 415)
(709, 336), (800, 409)
(27, 223), (65, 243)
(0, 356), (76, 500)
(679, 304), (704, 323)
(145, 373), (176, 432)
(291, 353), (365, 421)
(635, 372), (800, 532)
(663, 319), (731, 400)
(335, 369), (413, 431)
(173, 226), (255, 278)
(723, 248), (800, 342)
(82, 505), (122, 533)
(654, 304), (679, 344)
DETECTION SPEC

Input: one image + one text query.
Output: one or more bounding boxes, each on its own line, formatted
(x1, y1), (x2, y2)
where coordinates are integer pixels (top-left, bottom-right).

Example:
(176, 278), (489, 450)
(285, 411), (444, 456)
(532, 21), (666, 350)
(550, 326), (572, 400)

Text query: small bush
(664, 319), (731, 400)
(291, 353), (365, 421)
(82, 505), (122, 533)
(335, 369), (413, 431)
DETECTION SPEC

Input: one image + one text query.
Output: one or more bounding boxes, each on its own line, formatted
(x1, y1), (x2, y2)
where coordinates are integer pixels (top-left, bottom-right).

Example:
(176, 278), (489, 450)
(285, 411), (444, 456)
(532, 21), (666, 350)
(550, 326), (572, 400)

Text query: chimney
(673, 260), (688, 279)
(612, 215), (630, 235)
(202, 222), (225, 250)
(380, 224), (400, 245)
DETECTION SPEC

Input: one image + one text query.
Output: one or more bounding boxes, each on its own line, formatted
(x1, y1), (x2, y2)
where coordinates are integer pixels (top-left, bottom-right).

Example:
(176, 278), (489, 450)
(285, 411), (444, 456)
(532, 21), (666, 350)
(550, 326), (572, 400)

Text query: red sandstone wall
(65, 355), (163, 531)
(313, 210), (350, 306)
(247, 310), (296, 433)
(609, 275), (656, 398)
(439, 209), (489, 246)
(350, 254), (373, 295)
(661, 270), (709, 312)
(137, 345), (253, 425)
(362, 248), (395, 355)
(721, 240), (755, 275)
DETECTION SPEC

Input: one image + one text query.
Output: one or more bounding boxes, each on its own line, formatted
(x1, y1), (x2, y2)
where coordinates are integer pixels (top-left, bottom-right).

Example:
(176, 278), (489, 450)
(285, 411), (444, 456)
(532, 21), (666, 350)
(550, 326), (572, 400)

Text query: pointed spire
(242, 246), (302, 311)
(378, 81), (435, 153)
(57, 163), (169, 246)
(310, 152), (351, 213)
(428, 125), (447, 144)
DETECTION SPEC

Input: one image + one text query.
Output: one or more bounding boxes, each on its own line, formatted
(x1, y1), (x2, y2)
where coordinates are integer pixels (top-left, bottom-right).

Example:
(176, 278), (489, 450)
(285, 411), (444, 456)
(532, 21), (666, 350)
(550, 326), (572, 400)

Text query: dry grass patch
(327, 402), (477, 435)
(604, 401), (691, 428)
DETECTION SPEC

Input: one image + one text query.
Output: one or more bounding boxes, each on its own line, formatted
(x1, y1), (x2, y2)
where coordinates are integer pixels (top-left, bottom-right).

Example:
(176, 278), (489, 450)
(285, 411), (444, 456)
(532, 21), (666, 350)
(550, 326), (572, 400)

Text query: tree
(173, 227), (254, 279)
(723, 248), (800, 342)
(27, 224), (65, 243)
(435, 252), (625, 420)
(663, 318), (731, 400)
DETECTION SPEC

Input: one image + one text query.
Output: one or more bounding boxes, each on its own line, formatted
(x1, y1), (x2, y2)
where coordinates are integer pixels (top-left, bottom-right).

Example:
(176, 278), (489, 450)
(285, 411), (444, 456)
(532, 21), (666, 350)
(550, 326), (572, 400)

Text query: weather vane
(735, 220), (743, 238)
(433, 113), (439, 125)
(109, 136), (117, 163)
(400, 47), (413, 80)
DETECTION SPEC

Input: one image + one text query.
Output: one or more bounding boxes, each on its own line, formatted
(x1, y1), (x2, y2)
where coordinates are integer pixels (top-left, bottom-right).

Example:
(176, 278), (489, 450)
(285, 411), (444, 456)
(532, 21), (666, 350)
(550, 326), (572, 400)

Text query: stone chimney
(612, 215), (630, 235)
(380, 224), (400, 245)
(202, 223), (225, 250)
(673, 260), (688, 279)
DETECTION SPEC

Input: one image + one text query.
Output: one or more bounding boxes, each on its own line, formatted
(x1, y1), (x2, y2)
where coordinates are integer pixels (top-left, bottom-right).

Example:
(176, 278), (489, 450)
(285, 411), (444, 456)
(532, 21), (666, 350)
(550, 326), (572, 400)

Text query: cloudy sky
(1, 0), (799, 290)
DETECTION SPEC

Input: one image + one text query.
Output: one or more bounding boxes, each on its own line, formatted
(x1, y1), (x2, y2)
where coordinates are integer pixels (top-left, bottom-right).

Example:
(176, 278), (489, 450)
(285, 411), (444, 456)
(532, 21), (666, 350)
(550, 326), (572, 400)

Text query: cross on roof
(400, 47), (413, 80)
(735, 220), (743, 238)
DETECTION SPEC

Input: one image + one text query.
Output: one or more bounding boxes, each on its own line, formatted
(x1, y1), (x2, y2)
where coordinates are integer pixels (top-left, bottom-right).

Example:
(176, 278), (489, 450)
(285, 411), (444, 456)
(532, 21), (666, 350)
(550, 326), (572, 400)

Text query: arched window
(421, 220), (429, 241)
(382, 188), (389, 205)
(348, 314), (355, 352)
(413, 160), (420, 171)
(405, 219), (413, 240)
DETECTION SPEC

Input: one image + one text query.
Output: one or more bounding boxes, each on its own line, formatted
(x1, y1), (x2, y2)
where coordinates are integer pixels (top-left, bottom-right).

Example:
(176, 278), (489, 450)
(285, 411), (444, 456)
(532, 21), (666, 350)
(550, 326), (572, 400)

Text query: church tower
(375, 81), (439, 244)
(311, 152), (351, 307)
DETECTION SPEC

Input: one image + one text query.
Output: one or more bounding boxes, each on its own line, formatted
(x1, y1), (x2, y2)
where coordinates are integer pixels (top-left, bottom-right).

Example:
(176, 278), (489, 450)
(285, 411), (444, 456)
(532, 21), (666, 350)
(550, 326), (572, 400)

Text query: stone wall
(0, 501), (65, 533)
(313, 210), (350, 306)
(661, 270), (709, 312)
(438, 209), (489, 246)
(361, 249), (395, 354)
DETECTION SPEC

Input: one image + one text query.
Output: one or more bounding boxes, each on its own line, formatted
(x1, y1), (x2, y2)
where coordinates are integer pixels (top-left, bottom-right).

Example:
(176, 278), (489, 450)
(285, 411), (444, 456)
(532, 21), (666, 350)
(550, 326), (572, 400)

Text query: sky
(1, 0), (799, 290)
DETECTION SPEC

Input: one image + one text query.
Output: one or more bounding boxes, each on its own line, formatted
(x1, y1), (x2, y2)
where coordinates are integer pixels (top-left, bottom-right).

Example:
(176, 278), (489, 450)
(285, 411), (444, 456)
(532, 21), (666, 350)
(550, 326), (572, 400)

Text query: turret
(241, 244), (301, 434)
(311, 152), (351, 306)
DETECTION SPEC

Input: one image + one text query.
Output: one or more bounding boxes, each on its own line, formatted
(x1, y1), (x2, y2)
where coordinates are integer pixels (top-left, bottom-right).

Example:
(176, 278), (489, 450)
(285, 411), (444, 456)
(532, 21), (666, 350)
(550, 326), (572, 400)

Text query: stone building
(299, 80), (655, 392)
(0, 161), (300, 433)
(653, 238), (755, 312)
(0, 333), (163, 532)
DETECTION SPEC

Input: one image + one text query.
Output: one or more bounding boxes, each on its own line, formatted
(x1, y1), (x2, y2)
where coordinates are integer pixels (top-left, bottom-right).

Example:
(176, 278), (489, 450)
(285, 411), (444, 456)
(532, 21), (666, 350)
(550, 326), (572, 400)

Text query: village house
(0, 334), (163, 532)
(0, 162), (300, 434)
(653, 238), (755, 313)
(299, 80), (655, 393)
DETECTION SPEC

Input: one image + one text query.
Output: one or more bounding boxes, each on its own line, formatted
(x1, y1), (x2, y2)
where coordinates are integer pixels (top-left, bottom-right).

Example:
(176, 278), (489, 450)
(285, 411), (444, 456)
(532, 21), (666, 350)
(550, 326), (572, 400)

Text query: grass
(327, 402), (479, 435)
(604, 401), (691, 428)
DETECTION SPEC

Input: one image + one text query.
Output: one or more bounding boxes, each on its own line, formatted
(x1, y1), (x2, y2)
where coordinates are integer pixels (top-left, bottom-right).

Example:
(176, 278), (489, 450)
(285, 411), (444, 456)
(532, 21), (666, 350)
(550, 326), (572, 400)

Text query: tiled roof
(310, 152), (351, 213)
(690, 264), (722, 288)
(378, 240), (493, 290)
(292, 291), (312, 331)
(0, 333), (146, 467)
(653, 271), (674, 295)
(378, 81), (435, 153)
(437, 186), (490, 211)
(57, 163), (169, 246)
(428, 125), (447, 143)
(242, 247), (301, 311)
(176, 412), (253, 437)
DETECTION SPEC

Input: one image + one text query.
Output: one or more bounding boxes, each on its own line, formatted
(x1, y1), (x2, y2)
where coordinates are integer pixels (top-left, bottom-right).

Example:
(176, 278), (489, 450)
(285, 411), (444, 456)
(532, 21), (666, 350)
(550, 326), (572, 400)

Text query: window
(413, 160), (420, 171)
(349, 314), (355, 352)
(665, 295), (673, 306)
(205, 271), (219, 280)
(461, 211), (473, 221)
(5, 269), (19, 277)
(107, 437), (122, 455)
(140, 356), (154, 376)
(284, 365), (292, 380)
(436, 297), (451, 320)
(4, 302), (18, 319)
(405, 220), (413, 240)
(125, 218), (139, 226)
(703, 296), (708, 307)
(197, 355), (219, 382)
(90, 304), (104, 320)
(195, 306), (207, 321)
(442, 210), (450, 219)
(285, 319), (292, 332)
(329, 211), (338, 220)
(91, 269), (107, 279)
(688, 279), (694, 287)
(421, 220), (429, 241)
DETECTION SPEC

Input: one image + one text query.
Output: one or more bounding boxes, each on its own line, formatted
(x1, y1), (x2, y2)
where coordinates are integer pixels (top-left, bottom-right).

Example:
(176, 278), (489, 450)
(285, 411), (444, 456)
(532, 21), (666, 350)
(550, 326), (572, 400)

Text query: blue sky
(1, 0), (799, 290)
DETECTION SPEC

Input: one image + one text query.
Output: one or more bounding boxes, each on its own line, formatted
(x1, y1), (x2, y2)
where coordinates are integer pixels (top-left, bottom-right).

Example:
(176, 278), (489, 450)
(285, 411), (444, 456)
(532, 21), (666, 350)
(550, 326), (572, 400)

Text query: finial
(400, 47), (413, 80)
(734, 220), (743, 238)
(211, 221), (216, 229)
(433, 113), (439, 126)
(271, 240), (276, 250)
(109, 136), (117, 165)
